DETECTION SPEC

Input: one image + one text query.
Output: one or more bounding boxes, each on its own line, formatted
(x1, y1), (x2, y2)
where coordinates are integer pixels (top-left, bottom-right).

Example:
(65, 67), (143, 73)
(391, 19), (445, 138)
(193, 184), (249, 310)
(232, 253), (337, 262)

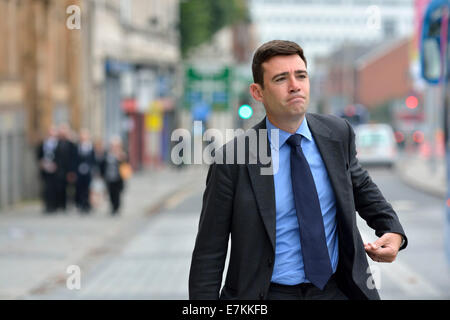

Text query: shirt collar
(266, 116), (313, 151)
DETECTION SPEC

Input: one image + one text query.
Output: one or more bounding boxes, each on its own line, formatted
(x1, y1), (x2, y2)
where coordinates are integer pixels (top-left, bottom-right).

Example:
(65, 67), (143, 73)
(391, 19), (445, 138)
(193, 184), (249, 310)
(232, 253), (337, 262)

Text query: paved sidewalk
(0, 164), (208, 300)
(396, 154), (446, 199)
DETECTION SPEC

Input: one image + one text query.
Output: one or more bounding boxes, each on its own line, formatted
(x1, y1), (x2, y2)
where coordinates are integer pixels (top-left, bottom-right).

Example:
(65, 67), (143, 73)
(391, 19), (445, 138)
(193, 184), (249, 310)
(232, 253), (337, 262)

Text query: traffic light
(405, 95), (419, 109)
(238, 104), (253, 119)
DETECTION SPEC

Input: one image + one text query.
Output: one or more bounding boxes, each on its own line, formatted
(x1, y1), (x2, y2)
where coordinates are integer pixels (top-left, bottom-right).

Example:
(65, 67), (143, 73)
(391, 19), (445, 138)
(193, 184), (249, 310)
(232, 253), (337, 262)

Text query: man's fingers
(373, 237), (388, 249)
(366, 246), (397, 263)
(365, 234), (402, 263)
(365, 243), (386, 253)
(365, 242), (380, 251)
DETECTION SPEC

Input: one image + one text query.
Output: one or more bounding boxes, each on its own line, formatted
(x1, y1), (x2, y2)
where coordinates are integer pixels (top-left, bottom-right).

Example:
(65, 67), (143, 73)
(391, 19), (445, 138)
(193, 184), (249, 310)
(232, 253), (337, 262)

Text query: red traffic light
(405, 96), (418, 109)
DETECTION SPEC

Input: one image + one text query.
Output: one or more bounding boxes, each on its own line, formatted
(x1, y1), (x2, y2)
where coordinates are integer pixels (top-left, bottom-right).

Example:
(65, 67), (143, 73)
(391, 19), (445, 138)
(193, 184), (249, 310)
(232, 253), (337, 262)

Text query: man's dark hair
(252, 40), (307, 88)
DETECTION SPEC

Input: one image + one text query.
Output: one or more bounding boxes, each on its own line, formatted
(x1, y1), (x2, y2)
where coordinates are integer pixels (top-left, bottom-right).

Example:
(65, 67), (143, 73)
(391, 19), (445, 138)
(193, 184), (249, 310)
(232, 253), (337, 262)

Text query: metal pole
(442, 4), (450, 264)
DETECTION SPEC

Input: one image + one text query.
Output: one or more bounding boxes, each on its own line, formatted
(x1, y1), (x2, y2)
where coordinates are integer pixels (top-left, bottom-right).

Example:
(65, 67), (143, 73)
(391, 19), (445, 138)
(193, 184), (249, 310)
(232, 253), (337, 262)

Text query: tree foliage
(179, 0), (250, 57)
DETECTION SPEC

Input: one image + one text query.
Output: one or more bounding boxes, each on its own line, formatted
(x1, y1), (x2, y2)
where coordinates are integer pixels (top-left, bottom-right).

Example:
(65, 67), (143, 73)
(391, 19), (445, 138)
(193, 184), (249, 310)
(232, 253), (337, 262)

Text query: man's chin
(280, 111), (306, 123)
(286, 103), (307, 115)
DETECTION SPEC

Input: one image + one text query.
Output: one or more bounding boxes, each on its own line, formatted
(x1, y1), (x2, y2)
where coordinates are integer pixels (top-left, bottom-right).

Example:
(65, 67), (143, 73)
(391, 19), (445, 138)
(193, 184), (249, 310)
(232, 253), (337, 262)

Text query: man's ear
(249, 83), (264, 103)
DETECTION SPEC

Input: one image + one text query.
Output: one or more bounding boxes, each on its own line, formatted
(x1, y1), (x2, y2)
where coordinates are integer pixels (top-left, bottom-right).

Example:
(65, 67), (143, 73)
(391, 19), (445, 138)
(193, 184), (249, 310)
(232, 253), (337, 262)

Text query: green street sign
(184, 66), (232, 111)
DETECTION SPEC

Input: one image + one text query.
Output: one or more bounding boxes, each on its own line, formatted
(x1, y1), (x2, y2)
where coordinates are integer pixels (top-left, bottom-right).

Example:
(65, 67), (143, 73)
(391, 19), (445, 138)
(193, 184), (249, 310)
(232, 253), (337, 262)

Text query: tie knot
(286, 134), (302, 147)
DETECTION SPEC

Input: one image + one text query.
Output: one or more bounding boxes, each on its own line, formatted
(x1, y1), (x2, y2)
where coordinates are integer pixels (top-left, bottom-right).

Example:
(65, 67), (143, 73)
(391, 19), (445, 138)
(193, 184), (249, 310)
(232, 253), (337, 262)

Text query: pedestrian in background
(90, 138), (107, 210)
(36, 125), (59, 214)
(54, 123), (77, 212)
(75, 128), (96, 214)
(189, 40), (407, 300)
(100, 136), (126, 215)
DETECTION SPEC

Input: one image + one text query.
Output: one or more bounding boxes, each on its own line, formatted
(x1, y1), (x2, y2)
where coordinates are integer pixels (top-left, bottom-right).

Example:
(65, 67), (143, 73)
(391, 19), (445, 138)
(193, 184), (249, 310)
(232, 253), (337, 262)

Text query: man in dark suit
(189, 40), (407, 300)
(54, 123), (77, 212)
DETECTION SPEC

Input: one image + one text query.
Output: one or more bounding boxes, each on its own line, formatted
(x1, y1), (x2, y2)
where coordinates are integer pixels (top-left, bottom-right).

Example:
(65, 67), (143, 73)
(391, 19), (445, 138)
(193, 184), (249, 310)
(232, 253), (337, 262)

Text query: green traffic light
(238, 104), (253, 119)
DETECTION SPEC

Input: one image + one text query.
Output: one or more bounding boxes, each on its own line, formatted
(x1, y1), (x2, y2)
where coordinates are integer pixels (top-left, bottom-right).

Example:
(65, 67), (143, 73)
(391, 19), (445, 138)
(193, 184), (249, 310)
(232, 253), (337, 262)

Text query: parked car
(355, 123), (398, 168)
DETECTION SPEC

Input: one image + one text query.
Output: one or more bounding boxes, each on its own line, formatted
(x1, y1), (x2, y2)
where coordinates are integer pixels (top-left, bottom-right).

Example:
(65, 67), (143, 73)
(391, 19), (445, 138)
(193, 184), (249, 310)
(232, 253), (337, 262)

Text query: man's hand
(364, 233), (403, 263)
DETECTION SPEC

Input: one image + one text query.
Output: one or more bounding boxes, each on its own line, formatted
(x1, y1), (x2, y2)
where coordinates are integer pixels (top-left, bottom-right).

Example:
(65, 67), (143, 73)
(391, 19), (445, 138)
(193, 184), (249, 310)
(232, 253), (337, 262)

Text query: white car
(355, 123), (398, 168)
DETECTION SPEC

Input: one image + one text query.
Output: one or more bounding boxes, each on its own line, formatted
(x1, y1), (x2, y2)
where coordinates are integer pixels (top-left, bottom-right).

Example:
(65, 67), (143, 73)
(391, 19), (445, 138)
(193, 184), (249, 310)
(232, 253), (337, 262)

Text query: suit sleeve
(189, 162), (234, 299)
(346, 121), (408, 250)
(70, 142), (78, 173)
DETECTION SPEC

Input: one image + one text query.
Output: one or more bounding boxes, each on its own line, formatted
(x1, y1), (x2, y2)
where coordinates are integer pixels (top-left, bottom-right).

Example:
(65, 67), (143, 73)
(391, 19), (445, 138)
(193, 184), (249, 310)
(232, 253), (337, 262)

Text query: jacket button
(259, 292), (264, 300)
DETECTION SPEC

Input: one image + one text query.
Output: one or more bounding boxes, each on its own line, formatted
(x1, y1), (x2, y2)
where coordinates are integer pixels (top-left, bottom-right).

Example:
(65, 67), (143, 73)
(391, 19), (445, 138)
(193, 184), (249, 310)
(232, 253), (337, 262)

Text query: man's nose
(288, 76), (301, 93)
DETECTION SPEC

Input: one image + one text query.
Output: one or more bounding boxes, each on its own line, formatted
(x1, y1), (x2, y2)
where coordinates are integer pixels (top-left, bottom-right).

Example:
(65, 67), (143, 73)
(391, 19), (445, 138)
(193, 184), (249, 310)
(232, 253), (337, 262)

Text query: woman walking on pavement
(100, 136), (127, 215)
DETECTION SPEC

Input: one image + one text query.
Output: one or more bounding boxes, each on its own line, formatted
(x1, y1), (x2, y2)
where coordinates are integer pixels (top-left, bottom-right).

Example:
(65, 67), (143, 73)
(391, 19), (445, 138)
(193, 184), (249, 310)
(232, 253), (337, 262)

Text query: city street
(2, 0), (449, 304)
(12, 163), (449, 300)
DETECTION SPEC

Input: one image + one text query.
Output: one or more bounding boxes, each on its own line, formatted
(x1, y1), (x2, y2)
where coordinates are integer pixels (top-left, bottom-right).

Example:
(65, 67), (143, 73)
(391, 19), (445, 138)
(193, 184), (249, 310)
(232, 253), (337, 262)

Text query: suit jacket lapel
(246, 118), (277, 251)
(306, 114), (350, 213)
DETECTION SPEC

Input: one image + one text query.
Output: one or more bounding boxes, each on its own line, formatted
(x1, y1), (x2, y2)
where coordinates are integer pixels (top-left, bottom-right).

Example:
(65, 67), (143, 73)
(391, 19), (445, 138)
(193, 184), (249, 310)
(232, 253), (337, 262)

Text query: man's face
(250, 54), (310, 126)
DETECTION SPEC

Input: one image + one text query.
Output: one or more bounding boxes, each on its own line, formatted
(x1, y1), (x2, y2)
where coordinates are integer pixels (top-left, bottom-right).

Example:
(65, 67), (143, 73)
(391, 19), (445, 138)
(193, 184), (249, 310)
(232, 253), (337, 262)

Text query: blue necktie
(286, 134), (333, 290)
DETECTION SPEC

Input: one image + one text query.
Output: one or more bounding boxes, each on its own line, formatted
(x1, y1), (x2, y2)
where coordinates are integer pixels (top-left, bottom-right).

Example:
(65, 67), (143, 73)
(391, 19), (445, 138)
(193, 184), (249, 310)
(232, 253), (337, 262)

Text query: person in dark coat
(36, 126), (59, 213)
(90, 138), (107, 210)
(75, 129), (96, 213)
(54, 123), (77, 212)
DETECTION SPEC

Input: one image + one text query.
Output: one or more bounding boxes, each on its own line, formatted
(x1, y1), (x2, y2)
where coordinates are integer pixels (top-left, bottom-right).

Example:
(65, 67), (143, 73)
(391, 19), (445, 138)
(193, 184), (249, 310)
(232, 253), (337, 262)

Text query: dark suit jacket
(54, 139), (77, 179)
(75, 144), (97, 181)
(189, 113), (407, 300)
(36, 141), (56, 177)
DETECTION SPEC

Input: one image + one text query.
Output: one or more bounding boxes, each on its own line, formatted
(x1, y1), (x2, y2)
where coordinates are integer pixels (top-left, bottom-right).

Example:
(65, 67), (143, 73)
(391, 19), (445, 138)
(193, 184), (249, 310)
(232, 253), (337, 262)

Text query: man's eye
(275, 77), (285, 82)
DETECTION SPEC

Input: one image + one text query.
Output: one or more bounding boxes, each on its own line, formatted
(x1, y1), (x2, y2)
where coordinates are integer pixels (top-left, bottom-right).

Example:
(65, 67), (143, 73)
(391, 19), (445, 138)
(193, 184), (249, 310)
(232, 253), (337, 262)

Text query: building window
(383, 18), (397, 38)
(120, 0), (132, 25)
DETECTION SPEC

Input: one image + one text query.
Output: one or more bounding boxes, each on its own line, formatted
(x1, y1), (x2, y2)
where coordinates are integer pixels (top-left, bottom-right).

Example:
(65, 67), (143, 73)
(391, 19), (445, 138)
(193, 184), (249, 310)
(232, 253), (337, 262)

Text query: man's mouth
(287, 95), (305, 103)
